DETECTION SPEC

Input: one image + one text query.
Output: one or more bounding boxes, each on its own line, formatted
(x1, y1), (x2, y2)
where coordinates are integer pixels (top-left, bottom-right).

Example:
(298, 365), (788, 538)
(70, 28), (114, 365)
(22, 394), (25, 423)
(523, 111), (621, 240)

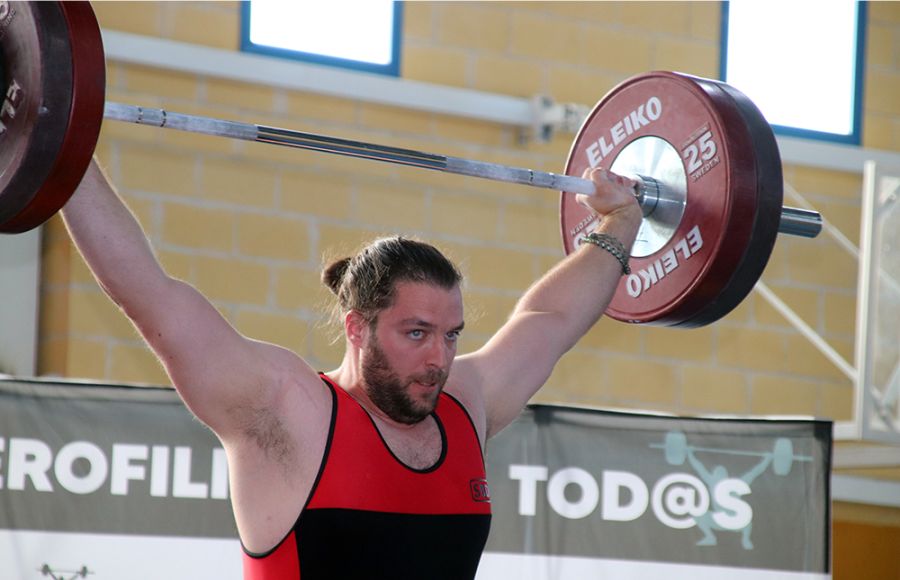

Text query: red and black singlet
(242, 375), (492, 579)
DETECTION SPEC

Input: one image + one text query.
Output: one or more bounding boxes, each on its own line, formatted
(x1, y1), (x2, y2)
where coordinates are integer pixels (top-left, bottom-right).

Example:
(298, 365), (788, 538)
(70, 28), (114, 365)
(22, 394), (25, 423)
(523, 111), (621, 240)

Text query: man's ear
(344, 310), (369, 348)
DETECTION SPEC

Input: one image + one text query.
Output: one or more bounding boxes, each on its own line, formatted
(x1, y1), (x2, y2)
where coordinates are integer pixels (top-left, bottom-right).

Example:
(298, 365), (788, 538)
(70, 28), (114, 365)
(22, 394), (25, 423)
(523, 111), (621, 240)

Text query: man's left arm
(456, 168), (642, 439)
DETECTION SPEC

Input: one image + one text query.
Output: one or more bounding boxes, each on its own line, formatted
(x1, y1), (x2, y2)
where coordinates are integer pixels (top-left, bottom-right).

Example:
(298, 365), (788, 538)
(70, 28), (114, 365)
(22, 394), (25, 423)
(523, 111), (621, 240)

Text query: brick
(194, 256), (270, 305)
(619, 1), (691, 35)
(68, 289), (137, 340)
(869, 1), (900, 24)
(205, 78), (277, 113)
(607, 357), (679, 407)
(867, 24), (894, 68)
(473, 55), (544, 97)
(463, 291), (517, 337)
(749, 375), (819, 416)
(547, 66), (619, 106)
(237, 213), (311, 261)
(66, 339), (108, 380)
(862, 112), (895, 150)
(431, 115), (508, 148)
(787, 237), (857, 289)
(124, 65), (199, 101)
(38, 338), (68, 377)
(526, 2), (619, 23)
(579, 28), (653, 75)
(510, 12), (583, 63)
(40, 227), (74, 286)
(234, 310), (309, 354)
(754, 285), (820, 329)
(818, 381), (854, 421)
(716, 327), (786, 373)
(310, 327), (346, 369)
(784, 335), (853, 382)
(359, 103), (434, 136)
(689, 2), (721, 42)
(161, 202), (235, 252)
(39, 288), (70, 339)
(167, 3), (240, 51)
(92, 1), (163, 36)
(447, 244), (535, 292)
(501, 201), (560, 251)
(286, 92), (358, 125)
(109, 343), (171, 386)
(437, 3), (510, 52)
(786, 166), (862, 200)
(274, 266), (333, 312)
(551, 350), (608, 399)
(430, 192), (500, 241)
(652, 38), (718, 78)
(868, 71), (900, 116)
(120, 147), (198, 198)
(316, 224), (380, 259)
(645, 325), (715, 362)
(682, 366), (750, 414)
(403, 1), (435, 40)
(280, 171), (354, 219)
(823, 292), (857, 336)
(202, 158), (278, 208)
(355, 183), (427, 230)
(400, 45), (469, 88)
(578, 316), (643, 354)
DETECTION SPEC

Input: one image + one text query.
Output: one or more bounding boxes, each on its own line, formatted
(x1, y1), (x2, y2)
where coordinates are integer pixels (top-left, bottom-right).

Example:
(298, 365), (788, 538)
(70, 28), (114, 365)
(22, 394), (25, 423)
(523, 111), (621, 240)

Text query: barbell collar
(103, 102), (822, 239)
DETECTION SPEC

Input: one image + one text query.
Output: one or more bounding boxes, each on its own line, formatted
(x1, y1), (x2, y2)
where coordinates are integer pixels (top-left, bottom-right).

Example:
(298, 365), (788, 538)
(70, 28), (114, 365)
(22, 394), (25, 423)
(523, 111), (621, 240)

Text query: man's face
(359, 281), (464, 424)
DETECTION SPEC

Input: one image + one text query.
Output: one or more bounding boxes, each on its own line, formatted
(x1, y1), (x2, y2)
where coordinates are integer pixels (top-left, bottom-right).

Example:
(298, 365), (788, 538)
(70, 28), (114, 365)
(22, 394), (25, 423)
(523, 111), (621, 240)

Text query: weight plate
(560, 72), (760, 326)
(0, 1), (105, 234)
(673, 79), (783, 328)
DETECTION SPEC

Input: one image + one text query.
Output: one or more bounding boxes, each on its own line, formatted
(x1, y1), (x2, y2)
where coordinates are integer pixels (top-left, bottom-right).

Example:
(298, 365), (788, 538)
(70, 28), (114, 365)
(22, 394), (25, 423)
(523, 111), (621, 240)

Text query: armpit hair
(237, 405), (295, 465)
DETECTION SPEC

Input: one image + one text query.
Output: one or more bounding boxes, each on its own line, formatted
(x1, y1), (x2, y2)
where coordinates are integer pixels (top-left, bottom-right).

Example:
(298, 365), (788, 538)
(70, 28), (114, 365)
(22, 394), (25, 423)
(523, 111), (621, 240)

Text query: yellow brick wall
(38, 2), (899, 437)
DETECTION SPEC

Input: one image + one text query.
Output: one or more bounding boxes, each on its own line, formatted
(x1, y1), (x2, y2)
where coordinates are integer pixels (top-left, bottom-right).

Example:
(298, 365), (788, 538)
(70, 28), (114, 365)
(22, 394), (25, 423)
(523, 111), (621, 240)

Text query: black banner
(0, 378), (831, 579)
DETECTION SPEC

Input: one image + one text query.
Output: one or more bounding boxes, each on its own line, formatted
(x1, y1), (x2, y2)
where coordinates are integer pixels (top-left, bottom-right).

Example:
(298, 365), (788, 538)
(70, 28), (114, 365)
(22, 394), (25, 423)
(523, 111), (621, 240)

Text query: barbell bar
(0, 1), (825, 328)
(102, 101), (822, 240)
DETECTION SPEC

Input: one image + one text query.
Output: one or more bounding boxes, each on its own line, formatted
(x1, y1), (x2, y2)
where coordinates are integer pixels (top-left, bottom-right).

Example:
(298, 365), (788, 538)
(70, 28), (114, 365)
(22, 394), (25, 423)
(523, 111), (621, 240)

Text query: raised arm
(61, 159), (320, 440)
(457, 168), (642, 439)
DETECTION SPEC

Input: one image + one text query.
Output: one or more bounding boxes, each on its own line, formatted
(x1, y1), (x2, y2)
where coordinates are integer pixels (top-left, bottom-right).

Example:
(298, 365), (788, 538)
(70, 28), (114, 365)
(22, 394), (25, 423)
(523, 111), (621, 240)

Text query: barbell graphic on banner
(651, 432), (814, 477)
(0, 1), (824, 327)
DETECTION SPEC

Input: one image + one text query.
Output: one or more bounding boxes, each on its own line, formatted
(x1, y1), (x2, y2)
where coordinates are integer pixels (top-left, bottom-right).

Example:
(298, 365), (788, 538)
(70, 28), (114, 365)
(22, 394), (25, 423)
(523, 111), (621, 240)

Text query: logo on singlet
(470, 478), (490, 502)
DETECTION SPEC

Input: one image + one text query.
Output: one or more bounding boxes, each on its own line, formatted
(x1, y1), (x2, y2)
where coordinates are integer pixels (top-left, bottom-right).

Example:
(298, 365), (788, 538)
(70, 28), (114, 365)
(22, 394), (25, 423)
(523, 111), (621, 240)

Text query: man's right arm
(61, 160), (320, 439)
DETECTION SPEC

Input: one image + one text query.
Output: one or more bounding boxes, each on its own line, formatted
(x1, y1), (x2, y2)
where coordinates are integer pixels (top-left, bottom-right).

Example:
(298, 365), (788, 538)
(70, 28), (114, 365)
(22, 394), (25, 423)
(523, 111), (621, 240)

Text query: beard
(361, 336), (448, 425)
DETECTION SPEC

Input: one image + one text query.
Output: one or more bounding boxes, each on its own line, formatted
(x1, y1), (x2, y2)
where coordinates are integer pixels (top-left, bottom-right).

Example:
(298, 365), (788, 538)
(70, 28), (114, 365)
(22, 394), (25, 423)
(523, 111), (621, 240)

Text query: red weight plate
(0, 1), (105, 233)
(560, 71), (759, 326)
(0, 1), (74, 229)
(673, 79), (783, 328)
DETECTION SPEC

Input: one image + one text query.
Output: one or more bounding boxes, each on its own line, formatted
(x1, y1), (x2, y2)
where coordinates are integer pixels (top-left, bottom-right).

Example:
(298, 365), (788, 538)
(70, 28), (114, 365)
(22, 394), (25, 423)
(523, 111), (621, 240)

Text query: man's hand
(576, 168), (643, 225)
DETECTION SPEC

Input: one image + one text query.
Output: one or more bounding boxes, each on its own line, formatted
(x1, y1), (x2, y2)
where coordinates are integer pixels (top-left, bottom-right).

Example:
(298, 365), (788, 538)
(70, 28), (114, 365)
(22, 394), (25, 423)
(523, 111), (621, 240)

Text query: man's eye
(446, 331), (460, 342)
(408, 330), (425, 339)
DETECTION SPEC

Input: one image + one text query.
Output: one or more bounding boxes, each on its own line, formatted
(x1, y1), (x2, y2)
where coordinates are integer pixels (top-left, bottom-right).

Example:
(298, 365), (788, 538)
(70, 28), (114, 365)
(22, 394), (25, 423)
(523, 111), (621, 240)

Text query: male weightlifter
(62, 159), (641, 579)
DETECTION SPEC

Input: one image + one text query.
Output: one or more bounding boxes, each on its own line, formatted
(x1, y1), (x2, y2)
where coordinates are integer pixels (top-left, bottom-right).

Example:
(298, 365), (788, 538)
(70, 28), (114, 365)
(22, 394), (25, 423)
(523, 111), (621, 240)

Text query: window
(241, 1), (403, 76)
(721, 0), (866, 144)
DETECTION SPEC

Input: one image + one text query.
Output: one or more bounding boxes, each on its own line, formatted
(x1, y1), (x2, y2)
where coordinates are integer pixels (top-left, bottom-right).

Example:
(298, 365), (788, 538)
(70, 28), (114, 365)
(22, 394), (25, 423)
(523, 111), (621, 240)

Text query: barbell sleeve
(103, 102), (822, 239)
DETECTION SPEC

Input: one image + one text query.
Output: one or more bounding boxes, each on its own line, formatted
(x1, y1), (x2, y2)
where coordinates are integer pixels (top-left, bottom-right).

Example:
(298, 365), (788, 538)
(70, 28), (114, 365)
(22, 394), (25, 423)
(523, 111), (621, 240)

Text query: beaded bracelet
(579, 232), (631, 275)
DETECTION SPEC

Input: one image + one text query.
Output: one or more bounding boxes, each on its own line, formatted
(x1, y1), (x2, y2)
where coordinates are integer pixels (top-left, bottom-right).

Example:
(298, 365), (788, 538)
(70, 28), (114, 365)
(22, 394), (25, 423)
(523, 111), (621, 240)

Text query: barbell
(0, 1), (823, 328)
(651, 431), (813, 477)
